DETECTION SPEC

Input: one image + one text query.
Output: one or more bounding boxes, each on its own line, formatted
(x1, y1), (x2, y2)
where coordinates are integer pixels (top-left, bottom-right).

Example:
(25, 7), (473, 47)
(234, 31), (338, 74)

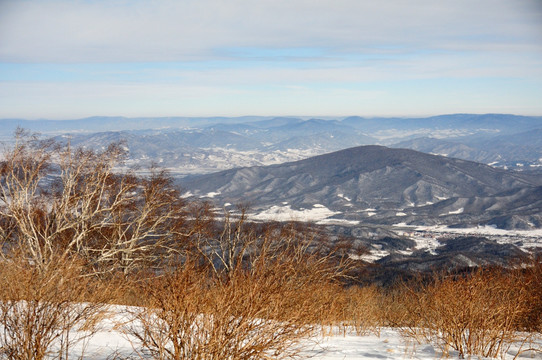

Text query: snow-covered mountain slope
(180, 145), (542, 230)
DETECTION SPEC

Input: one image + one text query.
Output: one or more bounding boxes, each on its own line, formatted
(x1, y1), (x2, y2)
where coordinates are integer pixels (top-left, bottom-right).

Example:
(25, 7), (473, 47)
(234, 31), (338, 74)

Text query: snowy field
(56, 310), (542, 360)
(396, 223), (542, 254)
(395, 223), (542, 238)
(250, 204), (340, 222)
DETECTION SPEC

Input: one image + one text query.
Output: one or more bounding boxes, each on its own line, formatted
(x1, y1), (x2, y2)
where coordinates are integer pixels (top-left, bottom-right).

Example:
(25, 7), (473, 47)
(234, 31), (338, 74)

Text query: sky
(0, 0), (541, 120)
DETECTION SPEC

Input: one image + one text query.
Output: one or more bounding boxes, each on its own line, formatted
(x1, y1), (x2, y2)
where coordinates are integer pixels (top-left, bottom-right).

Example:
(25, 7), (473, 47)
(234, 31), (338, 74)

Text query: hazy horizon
(4, 112), (542, 123)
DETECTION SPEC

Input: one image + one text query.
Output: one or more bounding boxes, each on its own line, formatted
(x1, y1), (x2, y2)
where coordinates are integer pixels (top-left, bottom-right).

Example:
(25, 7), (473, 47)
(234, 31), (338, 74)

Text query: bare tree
(191, 207), (256, 277)
(0, 129), (198, 275)
(0, 129), (57, 268)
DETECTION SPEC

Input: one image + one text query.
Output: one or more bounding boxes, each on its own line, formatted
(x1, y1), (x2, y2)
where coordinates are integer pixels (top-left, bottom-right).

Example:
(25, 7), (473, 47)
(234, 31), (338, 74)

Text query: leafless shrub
(519, 255), (542, 332)
(125, 214), (361, 359)
(337, 286), (383, 336)
(0, 251), (113, 360)
(125, 260), (319, 360)
(397, 268), (532, 359)
(185, 208), (387, 337)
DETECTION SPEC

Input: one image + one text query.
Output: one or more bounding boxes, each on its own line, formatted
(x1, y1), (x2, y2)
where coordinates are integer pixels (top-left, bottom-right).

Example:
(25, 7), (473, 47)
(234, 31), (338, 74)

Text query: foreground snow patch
(14, 303), (538, 360)
(62, 318), (541, 360)
(308, 329), (439, 360)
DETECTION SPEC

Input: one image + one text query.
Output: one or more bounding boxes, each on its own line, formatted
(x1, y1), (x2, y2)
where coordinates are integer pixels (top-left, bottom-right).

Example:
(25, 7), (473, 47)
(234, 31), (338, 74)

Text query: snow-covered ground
(308, 329), (453, 360)
(401, 224), (542, 238)
(60, 316), (542, 359)
(397, 223), (542, 253)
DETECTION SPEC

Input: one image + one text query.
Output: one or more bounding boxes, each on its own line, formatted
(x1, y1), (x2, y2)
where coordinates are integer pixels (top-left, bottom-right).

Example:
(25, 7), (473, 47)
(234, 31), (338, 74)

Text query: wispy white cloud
(1, 0), (541, 63)
(0, 0), (541, 118)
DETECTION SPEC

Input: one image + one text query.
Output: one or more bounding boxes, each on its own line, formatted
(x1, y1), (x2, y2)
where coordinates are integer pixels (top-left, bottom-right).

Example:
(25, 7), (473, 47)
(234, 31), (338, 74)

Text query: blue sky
(0, 0), (541, 119)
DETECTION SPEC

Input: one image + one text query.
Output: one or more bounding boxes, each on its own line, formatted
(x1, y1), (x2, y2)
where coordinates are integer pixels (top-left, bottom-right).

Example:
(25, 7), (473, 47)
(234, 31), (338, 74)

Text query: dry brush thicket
(0, 251), (118, 360)
(1, 130), (542, 359)
(382, 263), (542, 359)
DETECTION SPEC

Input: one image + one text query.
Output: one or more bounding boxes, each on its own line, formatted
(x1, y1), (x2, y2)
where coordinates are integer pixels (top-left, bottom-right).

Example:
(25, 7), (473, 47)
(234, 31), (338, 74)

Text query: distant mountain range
(180, 145), (542, 230)
(3, 113), (541, 139)
(392, 128), (542, 170)
(3, 114), (542, 274)
(3, 114), (541, 175)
